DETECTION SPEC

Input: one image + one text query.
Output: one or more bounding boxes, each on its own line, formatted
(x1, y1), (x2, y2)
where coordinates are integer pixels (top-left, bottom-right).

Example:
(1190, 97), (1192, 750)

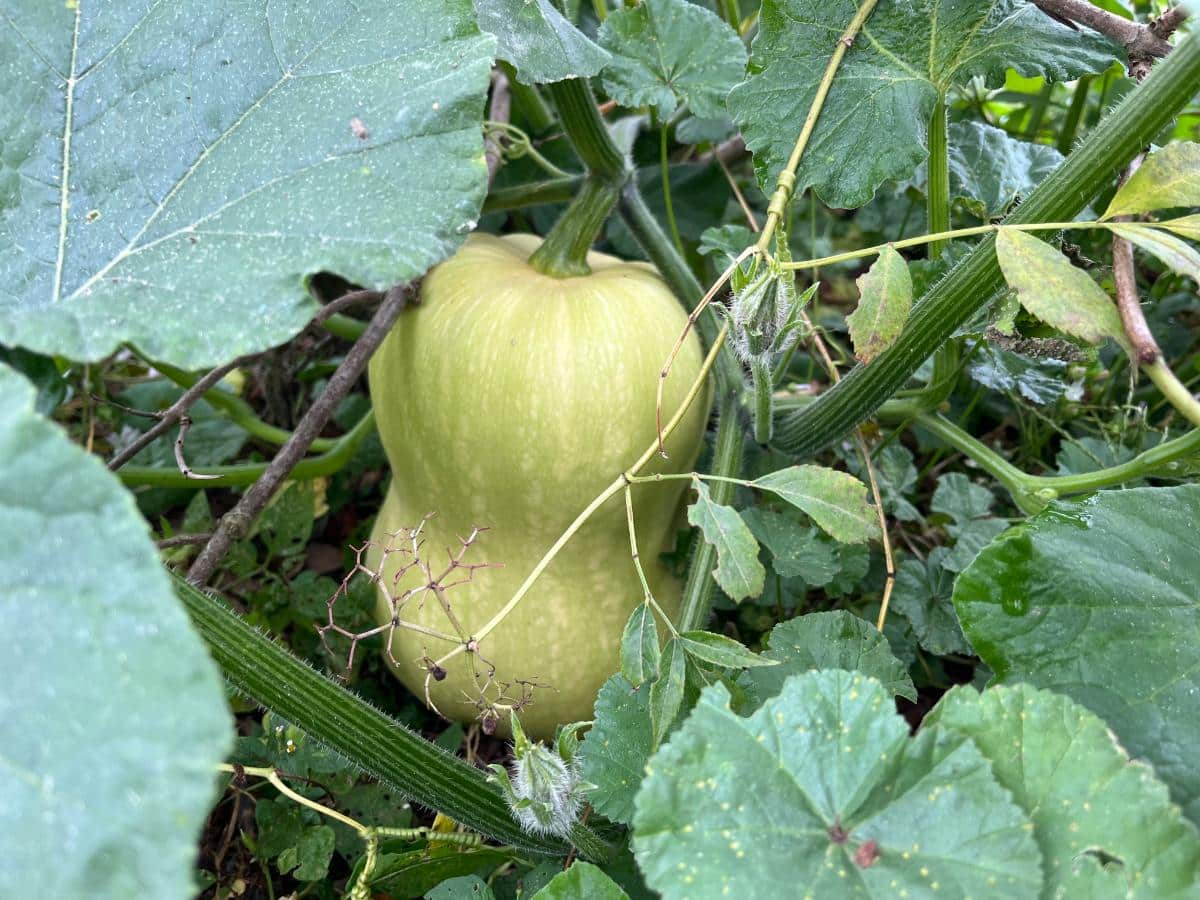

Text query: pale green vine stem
(660, 125), (686, 257)
(427, 324), (729, 680)
(778, 220), (1118, 270)
(218, 764), (484, 900)
(625, 485), (681, 638)
(755, 0), (881, 252)
(1144, 360), (1200, 429)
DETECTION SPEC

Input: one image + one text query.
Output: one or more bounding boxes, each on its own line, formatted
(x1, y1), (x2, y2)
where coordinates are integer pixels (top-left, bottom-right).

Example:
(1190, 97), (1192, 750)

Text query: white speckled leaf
(728, 0), (1114, 208)
(927, 684), (1200, 899)
(0, 1), (494, 366)
(0, 364), (232, 898)
(475, 0), (609, 84)
(581, 675), (653, 825)
(632, 671), (1042, 899)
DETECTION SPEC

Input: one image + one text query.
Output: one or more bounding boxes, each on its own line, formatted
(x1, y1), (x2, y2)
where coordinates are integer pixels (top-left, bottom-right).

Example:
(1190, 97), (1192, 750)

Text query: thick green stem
(150, 358), (336, 454)
(482, 175), (583, 213)
(660, 125), (686, 257)
(499, 62), (554, 134)
(1144, 358), (1200, 429)
(924, 92), (960, 408)
(119, 410), (376, 488)
(527, 177), (622, 277)
(544, 79), (626, 181)
(676, 391), (744, 632)
(771, 33), (1200, 458)
(172, 573), (607, 860)
(1057, 75), (1091, 154)
(719, 0), (740, 30)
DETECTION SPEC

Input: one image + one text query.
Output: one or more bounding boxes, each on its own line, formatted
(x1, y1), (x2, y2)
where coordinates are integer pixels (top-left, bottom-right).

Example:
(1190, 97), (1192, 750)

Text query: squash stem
(527, 177), (621, 277)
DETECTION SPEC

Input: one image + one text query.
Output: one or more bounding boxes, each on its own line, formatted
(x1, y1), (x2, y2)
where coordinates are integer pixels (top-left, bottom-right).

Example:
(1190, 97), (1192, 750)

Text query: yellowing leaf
(1162, 214), (1200, 242)
(1104, 141), (1200, 219)
(995, 228), (1127, 350)
(1112, 224), (1200, 287)
(847, 245), (913, 363)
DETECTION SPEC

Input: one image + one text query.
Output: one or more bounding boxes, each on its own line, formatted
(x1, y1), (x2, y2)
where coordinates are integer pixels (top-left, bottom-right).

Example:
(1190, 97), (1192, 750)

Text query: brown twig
(156, 532), (214, 550)
(1030, 0), (1186, 77)
(310, 288), (383, 326)
(486, 69), (512, 185)
(107, 356), (252, 471)
(696, 134), (747, 167)
(186, 284), (413, 587)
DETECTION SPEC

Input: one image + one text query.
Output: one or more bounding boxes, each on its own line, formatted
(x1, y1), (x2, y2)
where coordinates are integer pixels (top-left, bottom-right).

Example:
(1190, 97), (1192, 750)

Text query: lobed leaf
(475, 0), (610, 83)
(928, 684), (1200, 899)
(598, 0), (747, 119)
(532, 861), (630, 899)
(632, 672), (1043, 899)
(954, 485), (1200, 825)
(580, 676), (653, 825)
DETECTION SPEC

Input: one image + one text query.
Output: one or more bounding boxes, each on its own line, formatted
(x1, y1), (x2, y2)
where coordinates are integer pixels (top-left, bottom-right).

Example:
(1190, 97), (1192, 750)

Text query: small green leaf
(1104, 141), (1200, 219)
(738, 611), (917, 707)
(1161, 214), (1200, 241)
(927, 684), (1200, 898)
(633, 672), (1043, 899)
(1111, 223), (1200, 287)
(890, 548), (973, 657)
(687, 479), (766, 602)
(359, 847), (511, 898)
(475, 0), (610, 84)
(698, 224), (756, 262)
(427, 874), (497, 900)
(847, 245), (913, 363)
(620, 603), (661, 686)
(532, 861), (630, 899)
(580, 676), (652, 825)
(649, 639), (687, 749)
(955, 485), (1200, 824)
(278, 825), (335, 882)
(752, 465), (880, 544)
(598, 0), (747, 118)
(678, 631), (779, 669)
(995, 228), (1127, 349)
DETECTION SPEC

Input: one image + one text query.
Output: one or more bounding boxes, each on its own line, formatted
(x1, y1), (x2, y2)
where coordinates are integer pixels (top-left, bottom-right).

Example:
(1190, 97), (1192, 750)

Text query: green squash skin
(367, 233), (710, 739)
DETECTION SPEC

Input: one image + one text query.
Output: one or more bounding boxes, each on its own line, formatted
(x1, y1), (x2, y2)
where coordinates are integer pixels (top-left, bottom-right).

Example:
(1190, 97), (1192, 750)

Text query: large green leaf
(927, 684), (1200, 899)
(954, 486), (1200, 825)
(598, 0), (747, 119)
(632, 672), (1042, 899)
(0, 1), (494, 367)
(0, 364), (232, 898)
(737, 611), (917, 707)
(728, 0), (1114, 208)
(475, 0), (610, 84)
(941, 120), (1064, 219)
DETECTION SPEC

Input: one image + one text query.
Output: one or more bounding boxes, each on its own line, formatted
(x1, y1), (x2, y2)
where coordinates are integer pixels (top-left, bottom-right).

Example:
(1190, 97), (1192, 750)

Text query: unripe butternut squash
(367, 233), (709, 738)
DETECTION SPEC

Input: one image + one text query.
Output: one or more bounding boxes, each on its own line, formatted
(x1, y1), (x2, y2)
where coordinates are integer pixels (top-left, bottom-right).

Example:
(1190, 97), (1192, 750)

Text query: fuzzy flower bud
(487, 714), (591, 838)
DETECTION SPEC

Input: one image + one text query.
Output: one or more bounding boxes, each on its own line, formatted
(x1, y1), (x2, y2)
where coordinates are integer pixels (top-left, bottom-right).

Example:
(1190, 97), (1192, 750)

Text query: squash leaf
(475, 0), (610, 84)
(728, 0), (1115, 208)
(598, 0), (747, 119)
(0, 0), (494, 367)
(0, 364), (232, 898)
(581, 675), (653, 825)
(532, 862), (630, 899)
(954, 485), (1200, 825)
(927, 684), (1200, 899)
(633, 672), (1043, 899)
